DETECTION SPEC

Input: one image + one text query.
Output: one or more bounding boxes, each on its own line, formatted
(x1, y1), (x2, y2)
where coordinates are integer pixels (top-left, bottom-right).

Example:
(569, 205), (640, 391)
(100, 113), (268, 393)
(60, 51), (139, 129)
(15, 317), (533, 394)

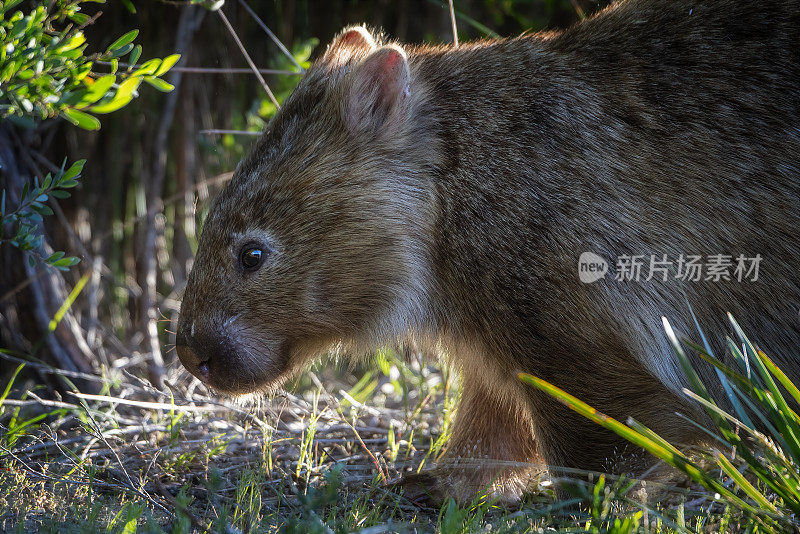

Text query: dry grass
(0, 348), (743, 533)
(0, 348), (455, 531)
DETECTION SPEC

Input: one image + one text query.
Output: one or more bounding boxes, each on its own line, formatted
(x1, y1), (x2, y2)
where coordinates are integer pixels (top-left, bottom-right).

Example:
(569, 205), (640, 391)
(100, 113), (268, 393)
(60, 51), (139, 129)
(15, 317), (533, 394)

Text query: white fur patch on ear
(345, 44), (410, 133)
(323, 26), (377, 65)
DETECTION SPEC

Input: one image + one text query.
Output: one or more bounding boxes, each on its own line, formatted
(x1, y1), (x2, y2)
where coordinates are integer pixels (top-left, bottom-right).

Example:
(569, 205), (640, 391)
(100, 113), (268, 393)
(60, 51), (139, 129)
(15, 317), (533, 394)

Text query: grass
(0, 329), (790, 532)
(522, 313), (800, 533)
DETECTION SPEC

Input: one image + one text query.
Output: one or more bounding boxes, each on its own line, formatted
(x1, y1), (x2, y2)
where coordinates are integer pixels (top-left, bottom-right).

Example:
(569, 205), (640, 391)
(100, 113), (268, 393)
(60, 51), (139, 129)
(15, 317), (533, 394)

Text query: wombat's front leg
(400, 369), (542, 504)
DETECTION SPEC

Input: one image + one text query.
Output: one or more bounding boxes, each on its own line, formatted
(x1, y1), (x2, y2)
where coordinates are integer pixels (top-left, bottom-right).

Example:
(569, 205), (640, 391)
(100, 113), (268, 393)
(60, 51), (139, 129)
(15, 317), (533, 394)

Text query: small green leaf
(131, 58), (161, 77)
(144, 76), (174, 92)
(129, 45), (142, 68)
(62, 108), (101, 130)
(68, 12), (90, 25)
(154, 54), (180, 77)
(33, 204), (54, 216)
(53, 256), (81, 268)
(108, 30), (138, 52)
(110, 43), (134, 58)
(75, 74), (116, 107)
(90, 77), (141, 113)
(62, 160), (86, 182)
(46, 251), (65, 263)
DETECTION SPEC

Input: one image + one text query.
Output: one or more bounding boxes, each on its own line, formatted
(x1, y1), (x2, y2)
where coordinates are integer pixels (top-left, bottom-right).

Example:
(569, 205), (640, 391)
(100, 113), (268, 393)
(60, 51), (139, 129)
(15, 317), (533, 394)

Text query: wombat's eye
(240, 246), (265, 271)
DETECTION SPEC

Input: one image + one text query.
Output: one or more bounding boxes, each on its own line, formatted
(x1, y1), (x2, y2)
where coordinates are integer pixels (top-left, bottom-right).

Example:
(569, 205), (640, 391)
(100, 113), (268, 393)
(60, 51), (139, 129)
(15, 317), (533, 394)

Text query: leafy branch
(0, 0), (181, 269)
(1, 159), (83, 270)
(0, 0), (180, 130)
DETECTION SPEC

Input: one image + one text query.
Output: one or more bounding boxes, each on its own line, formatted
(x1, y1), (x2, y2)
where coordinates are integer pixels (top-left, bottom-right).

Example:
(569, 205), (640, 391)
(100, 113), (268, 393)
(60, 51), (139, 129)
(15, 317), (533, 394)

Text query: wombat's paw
(393, 465), (534, 506)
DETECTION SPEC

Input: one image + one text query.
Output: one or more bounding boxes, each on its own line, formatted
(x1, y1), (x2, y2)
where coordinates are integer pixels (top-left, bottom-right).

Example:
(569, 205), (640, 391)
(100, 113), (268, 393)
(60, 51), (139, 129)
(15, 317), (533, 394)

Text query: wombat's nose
(176, 344), (210, 381)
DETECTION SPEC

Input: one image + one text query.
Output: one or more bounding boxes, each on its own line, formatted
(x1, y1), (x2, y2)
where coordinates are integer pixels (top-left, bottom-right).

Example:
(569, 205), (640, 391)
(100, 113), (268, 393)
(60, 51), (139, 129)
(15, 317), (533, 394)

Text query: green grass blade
(680, 388), (758, 439)
(731, 385), (791, 455)
(759, 350), (800, 411)
(679, 384), (800, 506)
(662, 318), (715, 404)
(663, 317), (737, 440)
(0, 363), (25, 410)
(683, 303), (756, 429)
(49, 272), (90, 331)
(715, 452), (778, 515)
(695, 345), (800, 451)
(726, 336), (756, 383)
(518, 373), (759, 517)
(626, 418), (685, 457)
(683, 339), (756, 429)
(728, 316), (799, 437)
(674, 412), (727, 446)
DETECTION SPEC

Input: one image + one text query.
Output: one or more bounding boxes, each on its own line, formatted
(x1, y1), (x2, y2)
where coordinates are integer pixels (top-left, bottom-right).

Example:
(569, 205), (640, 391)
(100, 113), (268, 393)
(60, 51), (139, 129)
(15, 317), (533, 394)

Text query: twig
(217, 9), (279, 108)
(96, 61), (301, 76)
(77, 398), (140, 494)
(237, 0), (305, 72)
(70, 392), (236, 414)
(0, 351), (120, 386)
(448, 0), (459, 47)
(138, 6), (206, 389)
(199, 129), (261, 136)
(4, 391), (137, 425)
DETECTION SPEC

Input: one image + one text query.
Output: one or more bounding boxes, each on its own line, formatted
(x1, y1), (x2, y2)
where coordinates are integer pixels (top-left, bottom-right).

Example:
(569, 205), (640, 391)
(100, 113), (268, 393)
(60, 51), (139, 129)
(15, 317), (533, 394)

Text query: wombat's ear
(323, 26), (377, 65)
(344, 45), (410, 133)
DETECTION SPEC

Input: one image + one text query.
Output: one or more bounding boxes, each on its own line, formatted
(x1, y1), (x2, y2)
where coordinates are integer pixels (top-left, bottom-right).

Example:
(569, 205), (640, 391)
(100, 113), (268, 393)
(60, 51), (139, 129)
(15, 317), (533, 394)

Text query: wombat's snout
(175, 329), (211, 383)
(174, 320), (241, 387)
(175, 344), (210, 382)
(174, 313), (289, 394)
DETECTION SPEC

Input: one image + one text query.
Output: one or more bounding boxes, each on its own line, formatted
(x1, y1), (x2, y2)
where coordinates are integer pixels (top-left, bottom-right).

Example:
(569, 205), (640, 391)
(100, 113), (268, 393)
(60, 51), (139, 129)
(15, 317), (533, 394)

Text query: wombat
(177, 0), (800, 503)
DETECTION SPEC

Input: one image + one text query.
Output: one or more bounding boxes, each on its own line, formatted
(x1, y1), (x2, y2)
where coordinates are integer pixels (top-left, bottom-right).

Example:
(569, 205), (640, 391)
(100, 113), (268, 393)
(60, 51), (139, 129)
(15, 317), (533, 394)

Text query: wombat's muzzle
(175, 344), (210, 383)
(174, 325), (222, 384)
(175, 319), (287, 394)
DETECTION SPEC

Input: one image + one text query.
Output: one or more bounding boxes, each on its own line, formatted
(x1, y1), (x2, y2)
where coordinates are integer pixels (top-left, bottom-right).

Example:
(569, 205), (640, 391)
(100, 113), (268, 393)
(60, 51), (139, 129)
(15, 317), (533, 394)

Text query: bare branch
(199, 129), (261, 136)
(448, 0), (459, 46)
(237, 0), (305, 73)
(96, 61), (301, 76)
(70, 392), (241, 414)
(218, 8), (280, 108)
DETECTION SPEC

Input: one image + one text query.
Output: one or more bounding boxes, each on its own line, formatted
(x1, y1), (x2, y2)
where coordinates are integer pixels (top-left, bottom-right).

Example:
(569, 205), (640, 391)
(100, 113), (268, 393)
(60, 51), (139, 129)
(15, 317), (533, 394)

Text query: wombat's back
(546, 0), (800, 393)
(407, 0), (800, 460)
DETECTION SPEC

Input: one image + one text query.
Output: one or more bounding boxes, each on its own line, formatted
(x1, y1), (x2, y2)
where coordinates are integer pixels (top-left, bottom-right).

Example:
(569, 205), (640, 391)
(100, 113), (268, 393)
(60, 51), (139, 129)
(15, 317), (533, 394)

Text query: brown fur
(177, 0), (800, 503)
